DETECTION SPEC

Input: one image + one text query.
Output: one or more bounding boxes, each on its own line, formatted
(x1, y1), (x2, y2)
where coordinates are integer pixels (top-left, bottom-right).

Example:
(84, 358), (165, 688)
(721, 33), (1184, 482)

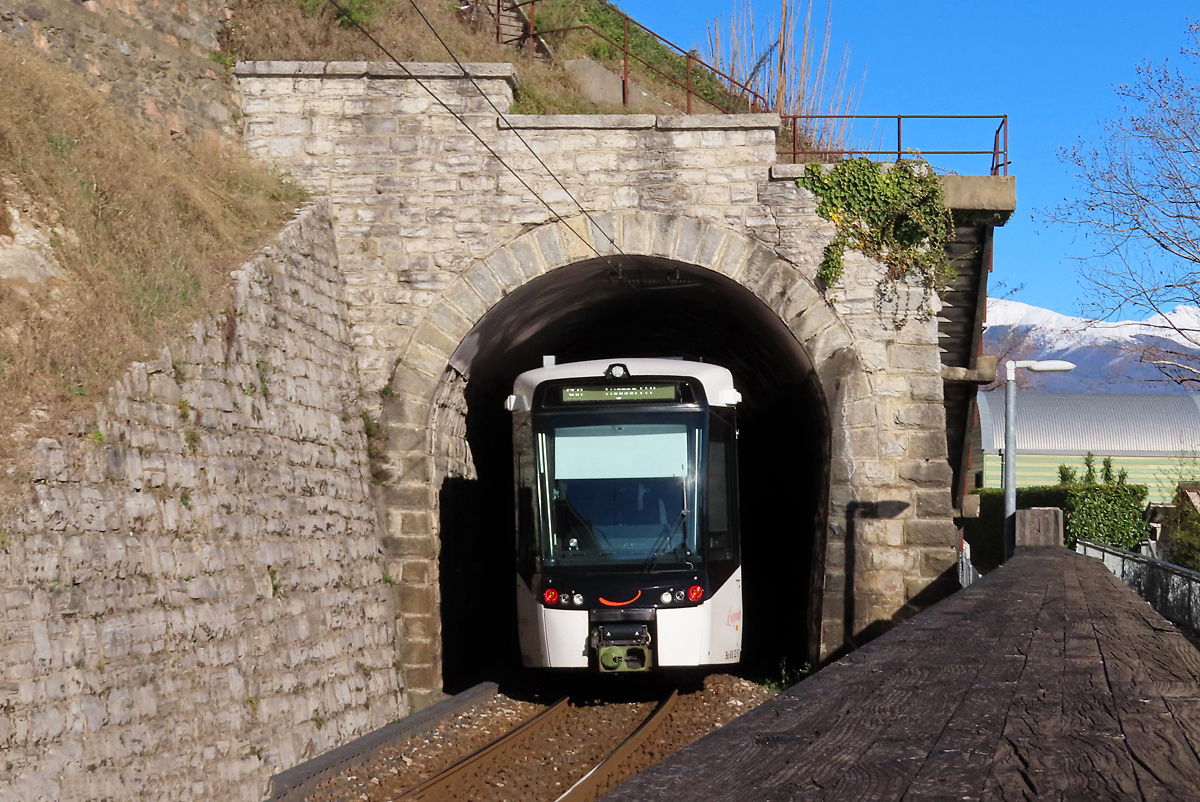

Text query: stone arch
(379, 211), (886, 705)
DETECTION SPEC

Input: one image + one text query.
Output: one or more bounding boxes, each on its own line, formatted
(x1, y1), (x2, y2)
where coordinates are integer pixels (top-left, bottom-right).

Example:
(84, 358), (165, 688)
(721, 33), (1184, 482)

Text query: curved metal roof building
(977, 391), (1200, 457)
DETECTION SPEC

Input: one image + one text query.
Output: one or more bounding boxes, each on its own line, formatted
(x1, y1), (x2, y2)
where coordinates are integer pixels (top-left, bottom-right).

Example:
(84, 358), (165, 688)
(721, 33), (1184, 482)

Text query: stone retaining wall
(0, 0), (237, 137)
(236, 62), (963, 699)
(0, 201), (399, 802)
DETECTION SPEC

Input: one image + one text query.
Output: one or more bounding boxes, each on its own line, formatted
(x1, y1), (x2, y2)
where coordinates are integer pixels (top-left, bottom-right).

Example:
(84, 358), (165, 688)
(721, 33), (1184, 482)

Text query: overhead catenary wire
(322, 0), (628, 268)
(402, 0), (626, 259)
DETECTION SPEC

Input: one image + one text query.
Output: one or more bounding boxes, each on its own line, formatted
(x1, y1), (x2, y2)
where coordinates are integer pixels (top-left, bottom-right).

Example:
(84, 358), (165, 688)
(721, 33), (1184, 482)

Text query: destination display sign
(561, 384), (680, 403)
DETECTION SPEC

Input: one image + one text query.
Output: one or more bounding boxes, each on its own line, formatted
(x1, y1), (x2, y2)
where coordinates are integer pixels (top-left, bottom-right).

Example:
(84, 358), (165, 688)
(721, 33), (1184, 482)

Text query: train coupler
(594, 623), (652, 672)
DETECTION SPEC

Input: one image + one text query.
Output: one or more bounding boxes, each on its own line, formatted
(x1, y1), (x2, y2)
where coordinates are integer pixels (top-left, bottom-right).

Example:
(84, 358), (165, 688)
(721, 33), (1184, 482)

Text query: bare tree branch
(1049, 23), (1200, 386)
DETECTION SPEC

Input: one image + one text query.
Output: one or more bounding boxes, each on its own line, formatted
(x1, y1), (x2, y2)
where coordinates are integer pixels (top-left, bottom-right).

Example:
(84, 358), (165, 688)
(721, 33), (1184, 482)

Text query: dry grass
(705, 0), (862, 152)
(221, 0), (619, 114)
(0, 38), (306, 490)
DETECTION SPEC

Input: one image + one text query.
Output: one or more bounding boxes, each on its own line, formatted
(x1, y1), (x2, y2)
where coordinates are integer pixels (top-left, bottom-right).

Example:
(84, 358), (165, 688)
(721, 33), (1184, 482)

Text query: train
(506, 357), (743, 673)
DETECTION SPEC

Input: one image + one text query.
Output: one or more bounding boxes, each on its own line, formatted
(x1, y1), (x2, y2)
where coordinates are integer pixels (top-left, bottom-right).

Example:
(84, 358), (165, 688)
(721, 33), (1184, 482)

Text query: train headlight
(572, 593), (584, 606)
(660, 591), (673, 605)
(675, 590), (685, 601)
(543, 589), (559, 604)
(687, 585), (704, 602)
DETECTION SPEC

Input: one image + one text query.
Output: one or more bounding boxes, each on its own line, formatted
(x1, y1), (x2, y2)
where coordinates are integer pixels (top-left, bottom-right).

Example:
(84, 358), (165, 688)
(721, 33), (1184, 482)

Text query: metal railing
(480, 0), (1010, 174)
(1077, 539), (1200, 635)
(494, 0), (770, 114)
(779, 114), (1010, 175)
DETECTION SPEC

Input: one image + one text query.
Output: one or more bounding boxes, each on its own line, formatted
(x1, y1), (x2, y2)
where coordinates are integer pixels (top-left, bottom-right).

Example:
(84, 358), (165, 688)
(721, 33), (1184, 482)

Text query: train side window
(707, 413), (736, 563)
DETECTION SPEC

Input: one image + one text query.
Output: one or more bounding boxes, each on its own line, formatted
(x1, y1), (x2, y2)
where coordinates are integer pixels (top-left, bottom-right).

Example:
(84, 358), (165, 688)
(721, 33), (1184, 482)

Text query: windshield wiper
(643, 509), (688, 573)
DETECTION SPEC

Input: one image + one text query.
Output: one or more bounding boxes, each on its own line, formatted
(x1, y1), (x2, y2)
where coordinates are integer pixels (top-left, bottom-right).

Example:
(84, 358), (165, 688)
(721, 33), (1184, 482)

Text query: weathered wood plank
(603, 550), (1200, 802)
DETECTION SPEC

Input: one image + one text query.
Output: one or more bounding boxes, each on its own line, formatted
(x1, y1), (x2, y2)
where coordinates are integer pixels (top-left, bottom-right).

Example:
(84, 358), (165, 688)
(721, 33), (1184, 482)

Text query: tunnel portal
(435, 257), (829, 690)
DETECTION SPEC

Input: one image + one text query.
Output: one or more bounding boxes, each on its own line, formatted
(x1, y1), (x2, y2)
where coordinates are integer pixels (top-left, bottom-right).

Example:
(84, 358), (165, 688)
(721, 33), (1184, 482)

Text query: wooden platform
(606, 548), (1200, 801)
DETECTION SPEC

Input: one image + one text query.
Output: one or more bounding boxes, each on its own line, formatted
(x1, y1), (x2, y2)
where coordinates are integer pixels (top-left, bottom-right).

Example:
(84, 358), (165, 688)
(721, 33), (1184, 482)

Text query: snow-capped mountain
(983, 299), (1200, 393)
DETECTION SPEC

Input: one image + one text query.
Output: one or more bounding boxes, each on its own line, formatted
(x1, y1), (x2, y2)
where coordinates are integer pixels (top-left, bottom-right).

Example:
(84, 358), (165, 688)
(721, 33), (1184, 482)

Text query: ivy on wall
(796, 158), (955, 323)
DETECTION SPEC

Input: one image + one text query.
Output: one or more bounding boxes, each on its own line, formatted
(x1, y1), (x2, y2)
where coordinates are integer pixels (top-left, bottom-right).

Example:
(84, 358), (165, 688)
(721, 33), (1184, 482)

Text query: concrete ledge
(942, 356), (997, 384)
(499, 114), (656, 129)
(773, 166), (1017, 224)
(235, 61), (518, 83)
(656, 114), (781, 130)
(770, 163), (808, 179)
(940, 174), (1017, 224)
(499, 113), (780, 130)
(268, 681), (498, 800)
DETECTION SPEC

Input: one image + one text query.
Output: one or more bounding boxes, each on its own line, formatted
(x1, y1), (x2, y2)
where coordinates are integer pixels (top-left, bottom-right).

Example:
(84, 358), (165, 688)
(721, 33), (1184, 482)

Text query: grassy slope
(220, 0), (740, 114)
(222, 0), (620, 114)
(0, 38), (305, 490)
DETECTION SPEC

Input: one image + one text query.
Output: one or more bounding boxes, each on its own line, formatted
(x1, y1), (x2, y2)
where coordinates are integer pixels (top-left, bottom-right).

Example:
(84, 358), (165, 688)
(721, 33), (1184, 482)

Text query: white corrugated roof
(978, 391), (1200, 456)
(509, 358), (740, 412)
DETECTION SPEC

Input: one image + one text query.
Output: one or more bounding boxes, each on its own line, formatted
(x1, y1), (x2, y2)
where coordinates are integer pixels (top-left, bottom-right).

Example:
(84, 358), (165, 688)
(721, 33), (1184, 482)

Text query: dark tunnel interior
(437, 257), (830, 691)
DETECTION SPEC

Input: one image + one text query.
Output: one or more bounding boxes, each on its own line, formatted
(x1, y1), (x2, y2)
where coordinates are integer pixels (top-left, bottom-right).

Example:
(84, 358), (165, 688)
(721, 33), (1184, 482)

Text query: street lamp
(1003, 359), (1075, 560)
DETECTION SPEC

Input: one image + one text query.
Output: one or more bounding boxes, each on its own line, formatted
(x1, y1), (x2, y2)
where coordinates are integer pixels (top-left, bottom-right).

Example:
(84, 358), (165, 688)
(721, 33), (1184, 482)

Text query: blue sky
(625, 0), (1196, 317)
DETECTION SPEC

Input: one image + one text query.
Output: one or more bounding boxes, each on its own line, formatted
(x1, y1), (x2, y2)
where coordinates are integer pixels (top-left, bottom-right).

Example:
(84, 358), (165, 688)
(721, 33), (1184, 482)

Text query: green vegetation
(1166, 484), (1200, 572)
(965, 454), (1150, 571)
(757, 658), (812, 693)
(796, 159), (954, 321)
(302, 0), (387, 27)
(362, 412), (389, 485)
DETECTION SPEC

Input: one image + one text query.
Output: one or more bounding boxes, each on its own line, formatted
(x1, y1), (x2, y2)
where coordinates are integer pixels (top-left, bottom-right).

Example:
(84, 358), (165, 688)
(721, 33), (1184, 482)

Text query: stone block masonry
(236, 61), (968, 698)
(0, 201), (400, 802)
(0, 0), (238, 137)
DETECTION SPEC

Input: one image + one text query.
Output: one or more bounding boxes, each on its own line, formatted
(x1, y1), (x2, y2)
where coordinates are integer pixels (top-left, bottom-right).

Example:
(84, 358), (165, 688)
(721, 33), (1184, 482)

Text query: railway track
(397, 691), (679, 802)
(295, 674), (772, 802)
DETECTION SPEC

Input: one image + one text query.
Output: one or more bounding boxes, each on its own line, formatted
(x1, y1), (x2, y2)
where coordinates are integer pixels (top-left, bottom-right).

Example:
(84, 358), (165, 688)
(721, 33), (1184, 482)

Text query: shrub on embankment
(0, 38), (305, 503)
(965, 483), (1150, 571)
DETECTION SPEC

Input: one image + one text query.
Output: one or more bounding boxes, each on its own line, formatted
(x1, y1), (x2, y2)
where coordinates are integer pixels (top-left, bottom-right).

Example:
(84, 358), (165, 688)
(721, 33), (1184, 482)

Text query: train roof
(507, 358), (741, 413)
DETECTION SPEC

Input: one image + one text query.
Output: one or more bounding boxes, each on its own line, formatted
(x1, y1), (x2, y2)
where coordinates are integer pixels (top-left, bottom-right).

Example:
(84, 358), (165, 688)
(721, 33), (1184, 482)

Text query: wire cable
(322, 0), (624, 266)
(403, 0), (625, 258)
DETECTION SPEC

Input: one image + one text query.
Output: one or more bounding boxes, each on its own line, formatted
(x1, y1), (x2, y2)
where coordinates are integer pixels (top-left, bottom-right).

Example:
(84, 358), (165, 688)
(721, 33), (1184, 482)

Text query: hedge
(964, 483), (1149, 571)
(1167, 484), (1200, 572)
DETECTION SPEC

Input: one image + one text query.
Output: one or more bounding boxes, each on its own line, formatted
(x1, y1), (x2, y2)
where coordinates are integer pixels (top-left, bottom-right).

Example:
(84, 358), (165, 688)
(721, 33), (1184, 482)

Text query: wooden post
(1015, 507), (1064, 548)
(528, 0), (535, 65)
(496, 0), (500, 43)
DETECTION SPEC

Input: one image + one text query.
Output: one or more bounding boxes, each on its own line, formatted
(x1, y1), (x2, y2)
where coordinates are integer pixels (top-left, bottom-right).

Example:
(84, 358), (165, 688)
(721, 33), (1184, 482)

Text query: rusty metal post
(1003, 115), (1009, 175)
(622, 17), (629, 106)
(529, 0), (535, 64)
(896, 116), (902, 162)
(686, 54), (692, 114)
(793, 119), (798, 164)
(496, 0), (500, 43)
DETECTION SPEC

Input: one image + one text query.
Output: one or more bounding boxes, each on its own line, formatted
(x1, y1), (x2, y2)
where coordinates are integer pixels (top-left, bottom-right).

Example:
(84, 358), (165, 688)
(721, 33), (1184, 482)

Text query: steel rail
(396, 696), (570, 800)
(554, 690), (680, 802)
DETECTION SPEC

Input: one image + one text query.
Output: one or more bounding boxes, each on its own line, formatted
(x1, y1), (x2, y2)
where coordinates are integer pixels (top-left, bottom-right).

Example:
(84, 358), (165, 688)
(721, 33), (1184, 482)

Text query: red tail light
(544, 588), (559, 604)
(688, 585), (703, 602)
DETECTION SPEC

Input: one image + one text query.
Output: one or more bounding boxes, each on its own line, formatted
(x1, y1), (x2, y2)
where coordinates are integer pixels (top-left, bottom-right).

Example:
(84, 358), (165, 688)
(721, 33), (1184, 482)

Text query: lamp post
(1003, 359), (1075, 560)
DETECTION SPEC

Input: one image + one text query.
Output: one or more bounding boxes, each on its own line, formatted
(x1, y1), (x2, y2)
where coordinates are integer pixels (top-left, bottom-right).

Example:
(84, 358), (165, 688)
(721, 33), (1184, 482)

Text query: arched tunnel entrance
(436, 256), (830, 691)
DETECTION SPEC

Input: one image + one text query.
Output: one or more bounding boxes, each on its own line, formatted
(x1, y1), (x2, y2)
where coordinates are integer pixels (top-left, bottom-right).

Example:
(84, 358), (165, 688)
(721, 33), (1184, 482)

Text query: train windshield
(538, 418), (702, 569)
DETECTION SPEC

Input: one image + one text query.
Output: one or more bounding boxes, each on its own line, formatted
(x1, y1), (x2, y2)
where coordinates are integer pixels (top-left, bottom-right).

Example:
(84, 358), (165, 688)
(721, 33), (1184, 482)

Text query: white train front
(506, 358), (743, 672)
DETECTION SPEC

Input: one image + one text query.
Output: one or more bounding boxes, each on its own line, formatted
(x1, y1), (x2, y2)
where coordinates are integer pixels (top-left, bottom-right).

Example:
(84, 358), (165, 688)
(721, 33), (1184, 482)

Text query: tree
(1051, 25), (1200, 386)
